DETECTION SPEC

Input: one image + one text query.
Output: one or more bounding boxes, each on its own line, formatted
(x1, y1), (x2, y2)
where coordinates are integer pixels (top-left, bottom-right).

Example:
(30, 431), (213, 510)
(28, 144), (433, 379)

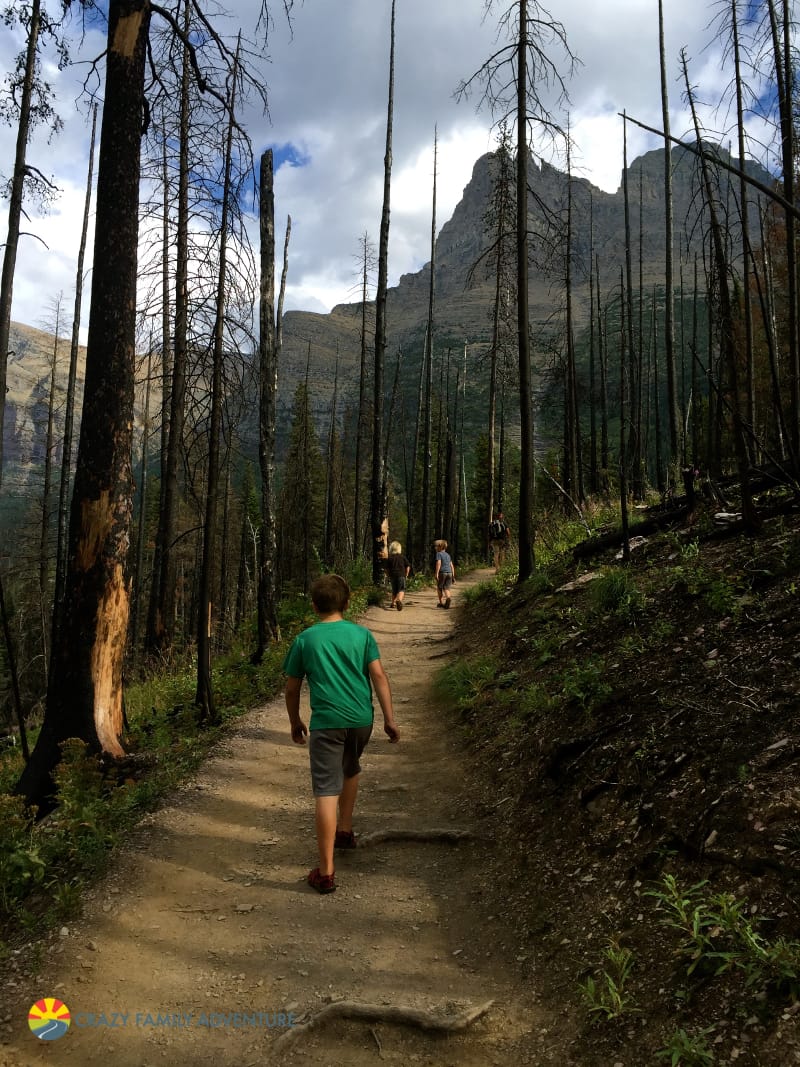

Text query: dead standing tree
(251, 149), (287, 663)
(420, 130), (437, 570)
(194, 41), (243, 726)
(353, 233), (376, 560)
(466, 124), (516, 550)
(371, 0), (396, 584)
(682, 51), (760, 531)
(145, 0), (193, 656)
(16, 0), (152, 809)
(0, 0), (66, 488)
(657, 0), (682, 491)
(457, 0), (577, 582)
(54, 103), (97, 616)
(16, 0), (292, 810)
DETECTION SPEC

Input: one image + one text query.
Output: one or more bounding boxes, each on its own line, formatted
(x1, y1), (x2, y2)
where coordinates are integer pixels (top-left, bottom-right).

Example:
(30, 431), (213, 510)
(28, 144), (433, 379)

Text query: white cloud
(0, 0), (777, 338)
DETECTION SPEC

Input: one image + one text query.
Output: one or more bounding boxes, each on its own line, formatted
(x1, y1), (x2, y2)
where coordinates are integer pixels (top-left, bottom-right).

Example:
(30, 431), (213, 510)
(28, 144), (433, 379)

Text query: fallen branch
(274, 998), (494, 1052)
(356, 828), (474, 848)
(571, 506), (690, 560)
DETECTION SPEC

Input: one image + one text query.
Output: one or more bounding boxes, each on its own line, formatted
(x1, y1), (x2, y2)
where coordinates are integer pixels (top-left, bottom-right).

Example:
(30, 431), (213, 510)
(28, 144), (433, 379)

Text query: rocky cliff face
(279, 143), (770, 425)
(3, 323), (85, 504)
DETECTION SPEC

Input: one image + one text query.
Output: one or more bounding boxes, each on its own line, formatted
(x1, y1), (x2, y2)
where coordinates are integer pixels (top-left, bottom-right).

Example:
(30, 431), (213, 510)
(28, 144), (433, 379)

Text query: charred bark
(17, 0), (151, 810)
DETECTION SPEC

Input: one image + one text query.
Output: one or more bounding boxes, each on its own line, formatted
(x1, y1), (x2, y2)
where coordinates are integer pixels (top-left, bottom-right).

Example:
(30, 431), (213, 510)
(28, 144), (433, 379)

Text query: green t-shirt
(282, 620), (380, 730)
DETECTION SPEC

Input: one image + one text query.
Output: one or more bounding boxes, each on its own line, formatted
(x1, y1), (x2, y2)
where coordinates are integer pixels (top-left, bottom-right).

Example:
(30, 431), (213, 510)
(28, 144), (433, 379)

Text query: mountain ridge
(6, 142), (771, 487)
(280, 142), (771, 423)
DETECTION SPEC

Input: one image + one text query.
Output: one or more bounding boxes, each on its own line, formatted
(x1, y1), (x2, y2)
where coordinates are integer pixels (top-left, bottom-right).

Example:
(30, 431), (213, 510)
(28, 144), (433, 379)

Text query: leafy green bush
(703, 578), (739, 616)
(665, 543), (743, 617)
(366, 585), (385, 606)
(523, 568), (557, 596)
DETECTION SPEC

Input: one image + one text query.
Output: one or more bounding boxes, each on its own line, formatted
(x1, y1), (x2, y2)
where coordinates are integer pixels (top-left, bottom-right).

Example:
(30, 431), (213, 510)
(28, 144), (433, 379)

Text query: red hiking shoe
(307, 867), (336, 894)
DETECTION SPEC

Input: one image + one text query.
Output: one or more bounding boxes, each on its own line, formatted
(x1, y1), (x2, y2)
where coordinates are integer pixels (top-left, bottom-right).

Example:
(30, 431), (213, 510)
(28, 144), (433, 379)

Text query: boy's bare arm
(367, 659), (400, 742)
(284, 676), (308, 744)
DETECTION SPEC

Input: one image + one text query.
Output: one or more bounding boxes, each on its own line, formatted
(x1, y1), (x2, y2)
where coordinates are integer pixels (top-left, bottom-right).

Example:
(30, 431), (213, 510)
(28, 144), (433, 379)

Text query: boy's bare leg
(337, 773), (360, 834)
(315, 795), (338, 875)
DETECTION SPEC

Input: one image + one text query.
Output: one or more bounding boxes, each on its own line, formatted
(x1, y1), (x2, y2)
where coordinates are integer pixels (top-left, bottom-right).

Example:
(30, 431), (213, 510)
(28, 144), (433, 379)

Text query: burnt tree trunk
(195, 44), (240, 724)
(371, 0), (396, 583)
(55, 103), (97, 614)
(658, 0), (681, 489)
(146, 0), (190, 654)
(516, 0), (535, 580)
(0, 0), (41, 486)
(252, 150), (282, 661)
(17, 0), (151, 809)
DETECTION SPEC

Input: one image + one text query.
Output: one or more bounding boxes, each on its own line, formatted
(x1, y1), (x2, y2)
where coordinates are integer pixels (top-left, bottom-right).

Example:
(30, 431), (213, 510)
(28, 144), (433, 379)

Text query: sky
(0, 0), (777, 340)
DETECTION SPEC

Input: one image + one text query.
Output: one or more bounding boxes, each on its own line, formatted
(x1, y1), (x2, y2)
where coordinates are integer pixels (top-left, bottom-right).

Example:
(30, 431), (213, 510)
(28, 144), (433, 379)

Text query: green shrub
(559, 658), (612, 713)
(648, 874), (800, 996)
(656, 1027), (716, 1066)
(434, 656), (501, 712)
(590, 569), (645, 620)
(511, 682), (553, 723)
(523, 568), (557, 597)
(579, 939), (637, 1019)
(458, 580), (503, 608)
(0, 794), (45, 914)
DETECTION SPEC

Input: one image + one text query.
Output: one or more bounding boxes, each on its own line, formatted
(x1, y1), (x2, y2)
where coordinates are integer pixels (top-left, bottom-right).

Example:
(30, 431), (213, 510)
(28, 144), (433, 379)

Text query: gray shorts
(308, 726), (373, 796)
(437, 573), (453, 592)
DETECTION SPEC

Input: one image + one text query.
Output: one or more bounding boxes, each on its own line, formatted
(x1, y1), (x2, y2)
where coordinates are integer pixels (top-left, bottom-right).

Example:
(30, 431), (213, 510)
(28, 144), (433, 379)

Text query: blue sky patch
(271, 143), (310, 171)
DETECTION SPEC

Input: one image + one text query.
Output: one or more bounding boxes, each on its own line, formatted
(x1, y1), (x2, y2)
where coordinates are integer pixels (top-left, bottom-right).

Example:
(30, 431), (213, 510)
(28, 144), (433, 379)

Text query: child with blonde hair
(433, 539), (455, 609)
(385, 540), (411, 610)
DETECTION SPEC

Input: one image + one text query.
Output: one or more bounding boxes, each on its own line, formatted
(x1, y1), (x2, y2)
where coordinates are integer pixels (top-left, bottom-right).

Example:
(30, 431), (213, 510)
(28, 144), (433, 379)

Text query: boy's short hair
(388, 540), (402, 554)
(310, 574), (350, 614)
(434, 539), (447, 551)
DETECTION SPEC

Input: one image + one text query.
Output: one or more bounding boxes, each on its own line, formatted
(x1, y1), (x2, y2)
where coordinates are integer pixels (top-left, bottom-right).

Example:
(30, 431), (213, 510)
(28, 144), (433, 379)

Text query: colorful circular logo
(28, 998), (71, 1041)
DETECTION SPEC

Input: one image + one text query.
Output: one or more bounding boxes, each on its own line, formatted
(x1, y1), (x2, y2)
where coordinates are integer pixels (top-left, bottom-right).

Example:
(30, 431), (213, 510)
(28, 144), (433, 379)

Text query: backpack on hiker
(489, 518), (507, 541)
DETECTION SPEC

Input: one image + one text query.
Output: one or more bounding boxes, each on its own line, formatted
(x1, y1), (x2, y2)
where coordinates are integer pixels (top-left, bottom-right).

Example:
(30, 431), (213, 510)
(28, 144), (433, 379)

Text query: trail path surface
(1, 570), (552, 1066)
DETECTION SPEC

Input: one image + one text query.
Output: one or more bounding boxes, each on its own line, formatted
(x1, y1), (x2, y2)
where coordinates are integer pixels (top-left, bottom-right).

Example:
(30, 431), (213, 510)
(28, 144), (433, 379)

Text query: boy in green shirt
(283, 574), (400, 894)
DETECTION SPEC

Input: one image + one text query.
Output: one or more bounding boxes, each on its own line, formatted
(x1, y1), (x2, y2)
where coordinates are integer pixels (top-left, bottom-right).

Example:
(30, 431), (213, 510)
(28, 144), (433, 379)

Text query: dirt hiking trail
(0, 570), (557, 1067)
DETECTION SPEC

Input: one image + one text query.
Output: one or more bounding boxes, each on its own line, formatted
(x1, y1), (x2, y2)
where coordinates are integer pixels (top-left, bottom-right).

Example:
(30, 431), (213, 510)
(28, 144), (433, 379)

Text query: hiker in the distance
(434, 538), (456, 609)
(488, 510), (511, 574)
(283, 574), (400, 894)
(385, 540), (411, 611)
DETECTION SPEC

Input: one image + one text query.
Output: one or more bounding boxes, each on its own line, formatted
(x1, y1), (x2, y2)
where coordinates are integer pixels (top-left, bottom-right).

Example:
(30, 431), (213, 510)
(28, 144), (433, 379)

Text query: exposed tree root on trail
(356, 827), (474, 847)
(273, 998), (494, 1052)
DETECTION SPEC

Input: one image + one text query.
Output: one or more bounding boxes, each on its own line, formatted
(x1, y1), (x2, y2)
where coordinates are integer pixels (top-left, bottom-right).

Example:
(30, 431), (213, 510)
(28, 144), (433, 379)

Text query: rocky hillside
(3, 323), (85, 506)
(278, 142), (770, 426)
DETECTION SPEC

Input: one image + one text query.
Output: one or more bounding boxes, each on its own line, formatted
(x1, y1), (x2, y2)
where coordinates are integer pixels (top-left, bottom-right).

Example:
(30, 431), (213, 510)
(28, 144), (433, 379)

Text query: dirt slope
(0, 571), (553, 1067)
